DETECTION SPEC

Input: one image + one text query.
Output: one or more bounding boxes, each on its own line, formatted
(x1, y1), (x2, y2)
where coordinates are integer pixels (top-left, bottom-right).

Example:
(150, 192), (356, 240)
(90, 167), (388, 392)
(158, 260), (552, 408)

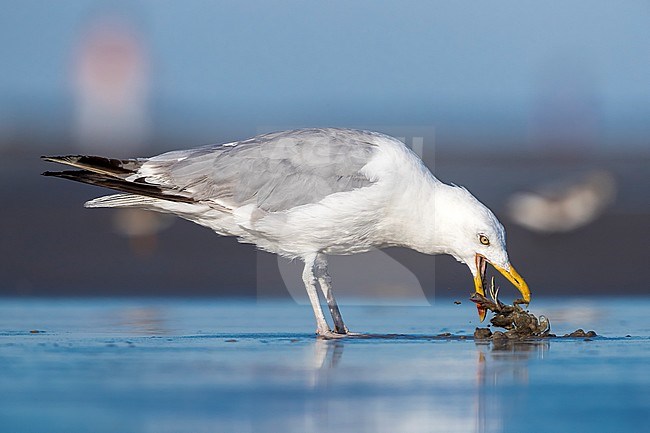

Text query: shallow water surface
(0, 297), (648, 433)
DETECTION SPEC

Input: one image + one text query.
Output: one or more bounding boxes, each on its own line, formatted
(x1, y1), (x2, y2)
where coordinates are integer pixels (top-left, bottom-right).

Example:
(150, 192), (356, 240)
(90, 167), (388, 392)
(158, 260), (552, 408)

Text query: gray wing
(139, 128), (379, 212)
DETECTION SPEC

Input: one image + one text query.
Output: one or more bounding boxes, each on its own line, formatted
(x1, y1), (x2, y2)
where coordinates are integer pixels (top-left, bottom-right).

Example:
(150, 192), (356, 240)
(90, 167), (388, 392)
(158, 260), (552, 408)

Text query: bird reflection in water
(474, 339), (549, 433)
(306, 334), (549, 433)
(313, 339), (345, 369)
(307, 339), (345, 389)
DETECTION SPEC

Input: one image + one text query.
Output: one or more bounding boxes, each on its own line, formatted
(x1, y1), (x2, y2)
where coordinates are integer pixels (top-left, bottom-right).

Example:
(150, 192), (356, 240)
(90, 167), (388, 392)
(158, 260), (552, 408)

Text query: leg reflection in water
(312, 339), (345, 370)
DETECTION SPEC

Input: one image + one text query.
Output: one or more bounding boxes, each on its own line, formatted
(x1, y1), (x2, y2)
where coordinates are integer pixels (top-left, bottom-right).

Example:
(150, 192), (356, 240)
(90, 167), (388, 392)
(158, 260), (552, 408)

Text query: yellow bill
(473, 254), (531, 321)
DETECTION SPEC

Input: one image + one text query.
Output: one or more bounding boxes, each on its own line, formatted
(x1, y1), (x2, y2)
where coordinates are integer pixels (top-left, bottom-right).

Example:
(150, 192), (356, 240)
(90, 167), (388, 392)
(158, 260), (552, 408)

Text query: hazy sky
(1, 1), (649, 149)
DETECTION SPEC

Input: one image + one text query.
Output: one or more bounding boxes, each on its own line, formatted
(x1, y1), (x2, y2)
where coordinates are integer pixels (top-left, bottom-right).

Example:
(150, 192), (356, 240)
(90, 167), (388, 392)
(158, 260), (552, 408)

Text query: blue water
(0, 297), (648, 433)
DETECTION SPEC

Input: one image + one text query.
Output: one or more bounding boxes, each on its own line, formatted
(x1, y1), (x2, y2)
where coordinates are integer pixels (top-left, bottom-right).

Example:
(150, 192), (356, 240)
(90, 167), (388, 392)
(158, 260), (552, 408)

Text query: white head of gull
(43, 128), (530, 337)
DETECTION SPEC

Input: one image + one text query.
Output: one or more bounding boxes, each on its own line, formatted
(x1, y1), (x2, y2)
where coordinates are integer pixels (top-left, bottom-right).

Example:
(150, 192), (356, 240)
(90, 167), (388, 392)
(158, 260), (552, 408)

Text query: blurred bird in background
(507, 170), (616, 234)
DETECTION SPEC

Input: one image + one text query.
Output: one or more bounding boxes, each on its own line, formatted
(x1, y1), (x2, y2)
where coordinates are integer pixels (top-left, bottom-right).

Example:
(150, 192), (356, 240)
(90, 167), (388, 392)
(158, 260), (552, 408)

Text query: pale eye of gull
(479, 234), (490, 246)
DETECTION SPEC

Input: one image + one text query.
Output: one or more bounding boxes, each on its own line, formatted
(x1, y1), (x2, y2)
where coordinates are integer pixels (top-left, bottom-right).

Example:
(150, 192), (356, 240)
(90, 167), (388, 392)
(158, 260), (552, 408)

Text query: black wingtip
(41, 170), (72, 178)
(41, 155), (68, 164)
(40, 169), (196, 204)
(40, 154), (142, 175)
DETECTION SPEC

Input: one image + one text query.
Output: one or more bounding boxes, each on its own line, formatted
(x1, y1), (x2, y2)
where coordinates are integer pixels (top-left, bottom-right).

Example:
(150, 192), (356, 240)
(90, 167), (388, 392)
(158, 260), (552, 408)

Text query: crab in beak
(473, 254), (531, 321)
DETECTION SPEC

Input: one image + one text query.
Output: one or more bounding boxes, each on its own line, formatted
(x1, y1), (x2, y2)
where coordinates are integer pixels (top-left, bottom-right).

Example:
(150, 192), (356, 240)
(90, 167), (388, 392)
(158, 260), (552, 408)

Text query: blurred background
(1, 1), (648, 299)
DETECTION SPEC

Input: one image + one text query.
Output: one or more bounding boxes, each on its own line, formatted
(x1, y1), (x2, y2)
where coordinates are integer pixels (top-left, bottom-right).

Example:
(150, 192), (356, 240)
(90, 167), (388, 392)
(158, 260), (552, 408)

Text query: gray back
(145, 128), (380, 212)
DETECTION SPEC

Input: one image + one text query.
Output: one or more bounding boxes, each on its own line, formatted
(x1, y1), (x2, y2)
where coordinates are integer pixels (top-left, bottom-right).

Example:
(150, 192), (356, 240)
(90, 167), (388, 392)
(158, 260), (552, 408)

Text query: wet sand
(0, 297), (648, 433)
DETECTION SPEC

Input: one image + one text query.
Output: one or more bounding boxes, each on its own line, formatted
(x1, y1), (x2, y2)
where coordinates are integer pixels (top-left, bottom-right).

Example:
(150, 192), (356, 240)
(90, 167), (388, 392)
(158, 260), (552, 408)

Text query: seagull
(507, 170), (616, 233)
(42, 128), (530, 337)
